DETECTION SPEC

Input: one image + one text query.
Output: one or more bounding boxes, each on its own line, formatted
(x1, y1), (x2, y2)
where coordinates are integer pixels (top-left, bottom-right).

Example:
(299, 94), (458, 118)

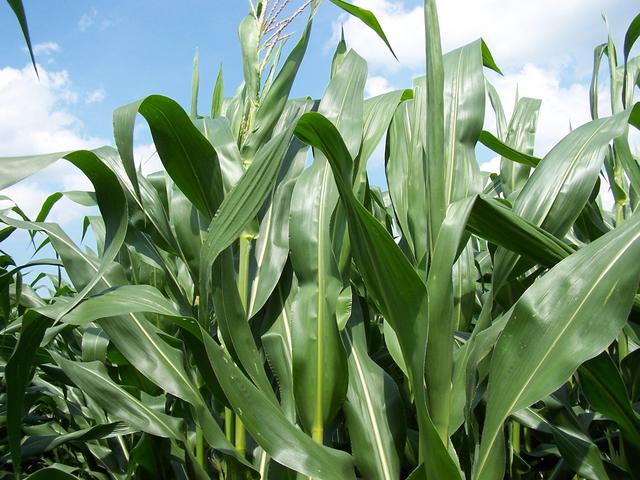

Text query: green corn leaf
(386, 78), (428, 266)
(481, 39), (502, 74)
(198, 126), (293, 324)
(50, 285), (193, 328)
(424, 0), (446, 252)
(590, 43), (608, 119)
(6, 0), (37, 76)
(479, 130), (541, 168)
(241, 15), (312, 160)
(18, 422), (135, 461)
(51, 353), (184, 440)
(212, 249), (279, 405)
(202, 117), (244, 192)
(426, 197), (477, 440)
(356, 89), (405, 195)
(288, 50), (365, 438)
(493, 105), (640, 290)
(624, 13), (640, 62)
(23, 468), (82, 480)
(466, 195), (574, 267)
(423, 39), (485, 440)
(211, 64), (224, 118)
(0, 148), (128, 321)
(191, 48), (199, 118)
(475, 211), (640, 480)
(5, 311), (51, 477)
(513, 408), (609, 480)
(441, 40), (485, 205)
(579, 351), (640, 447)
(201, 329), (357, 479)
(342, 294), (404, 480)
(499, 97), (542, 197)
(329, 0), (397, 60)
(0, 215), (248, 468)
(113, 95), (224, 218)
(486, 80), (507, 139)
(248, 138), (307, 318)
(294, 111), (461, 479)
(331, 26), (347, 79)
(239, 14), (260, 111)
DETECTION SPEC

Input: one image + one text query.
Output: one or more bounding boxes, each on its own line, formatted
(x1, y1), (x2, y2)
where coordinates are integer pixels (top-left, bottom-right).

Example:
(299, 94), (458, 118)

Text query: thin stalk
(613, 160), (629, 362)
(196, 426), (205, 466)
(195, 374), (205, 467)
(510, 421), (521, 480)
(225, 407), (234, 443)
(235, 417), (246, 457)
(234, 232), (253, 456)
(117, 436), (130, 462)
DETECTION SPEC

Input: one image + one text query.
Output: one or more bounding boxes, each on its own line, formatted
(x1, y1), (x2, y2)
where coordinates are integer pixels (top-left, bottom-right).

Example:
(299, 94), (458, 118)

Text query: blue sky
(1, 0), (639, 262)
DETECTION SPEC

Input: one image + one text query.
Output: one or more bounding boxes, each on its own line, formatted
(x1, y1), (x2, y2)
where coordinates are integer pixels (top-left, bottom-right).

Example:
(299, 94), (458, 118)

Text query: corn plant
(2, 0), (640, 479)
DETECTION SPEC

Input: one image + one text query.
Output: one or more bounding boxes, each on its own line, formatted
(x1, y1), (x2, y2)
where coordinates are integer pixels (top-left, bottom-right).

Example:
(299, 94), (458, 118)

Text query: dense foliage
(2, 0), (640, 478)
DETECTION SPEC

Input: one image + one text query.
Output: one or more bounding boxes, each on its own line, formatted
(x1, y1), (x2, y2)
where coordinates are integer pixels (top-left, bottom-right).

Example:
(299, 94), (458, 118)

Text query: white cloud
(480, 155), (500, 174)
(0, 64), (108, 224)
(84, 88), (106, 104)
(134, 143), (163, 175)
(331, 0), (634, 75)
(339, 1), (640, 191)
(0, 64), (103, 155)
(365, 75), (395, 97)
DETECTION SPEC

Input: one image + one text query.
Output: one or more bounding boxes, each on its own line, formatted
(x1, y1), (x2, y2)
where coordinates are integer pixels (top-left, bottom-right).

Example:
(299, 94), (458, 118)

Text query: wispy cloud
(84, 88), (106, 104)
(78, 7), (113, 32)
(24, 42), (61, 56)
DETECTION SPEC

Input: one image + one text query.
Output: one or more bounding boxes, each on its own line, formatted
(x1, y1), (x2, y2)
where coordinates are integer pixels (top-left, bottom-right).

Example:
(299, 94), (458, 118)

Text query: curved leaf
(52, 353), (184, 439)
(201, 329), (356, 480)
(294, 111), (461, 479)
(475, 211), (640, 479)
(113, 95), (224, 219)
(329, 0), (397, 60)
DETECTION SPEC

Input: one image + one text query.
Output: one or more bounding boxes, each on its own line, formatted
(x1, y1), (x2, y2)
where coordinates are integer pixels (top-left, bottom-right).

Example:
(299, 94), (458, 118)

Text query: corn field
(2, 0), (640, 478)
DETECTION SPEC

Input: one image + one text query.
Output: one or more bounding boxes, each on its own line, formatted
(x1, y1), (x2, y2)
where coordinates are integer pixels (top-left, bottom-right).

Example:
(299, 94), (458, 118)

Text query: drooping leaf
(493, 106), (640, 290)
(479, 130), (540, 168)
(52, 353), (184, 439)
(328, 0), (397, 60)
(0, 148), (128, 320)
(6, 0), (37, 76)
(113, 95), (224, 218)
(624, 13), (640, 62)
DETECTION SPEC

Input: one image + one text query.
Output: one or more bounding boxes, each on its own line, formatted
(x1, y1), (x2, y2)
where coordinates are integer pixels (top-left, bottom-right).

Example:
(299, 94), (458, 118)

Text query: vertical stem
(234, 232), (253, 457)
(225, 407), (234, 443)
(613, 160), (629, 363)
(235, 417), (247, 457)
(117, 436), (130, 462)
(511, 421), (521, 480)
(195, 374), (205, 467)
(196, 425), (205, 467)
